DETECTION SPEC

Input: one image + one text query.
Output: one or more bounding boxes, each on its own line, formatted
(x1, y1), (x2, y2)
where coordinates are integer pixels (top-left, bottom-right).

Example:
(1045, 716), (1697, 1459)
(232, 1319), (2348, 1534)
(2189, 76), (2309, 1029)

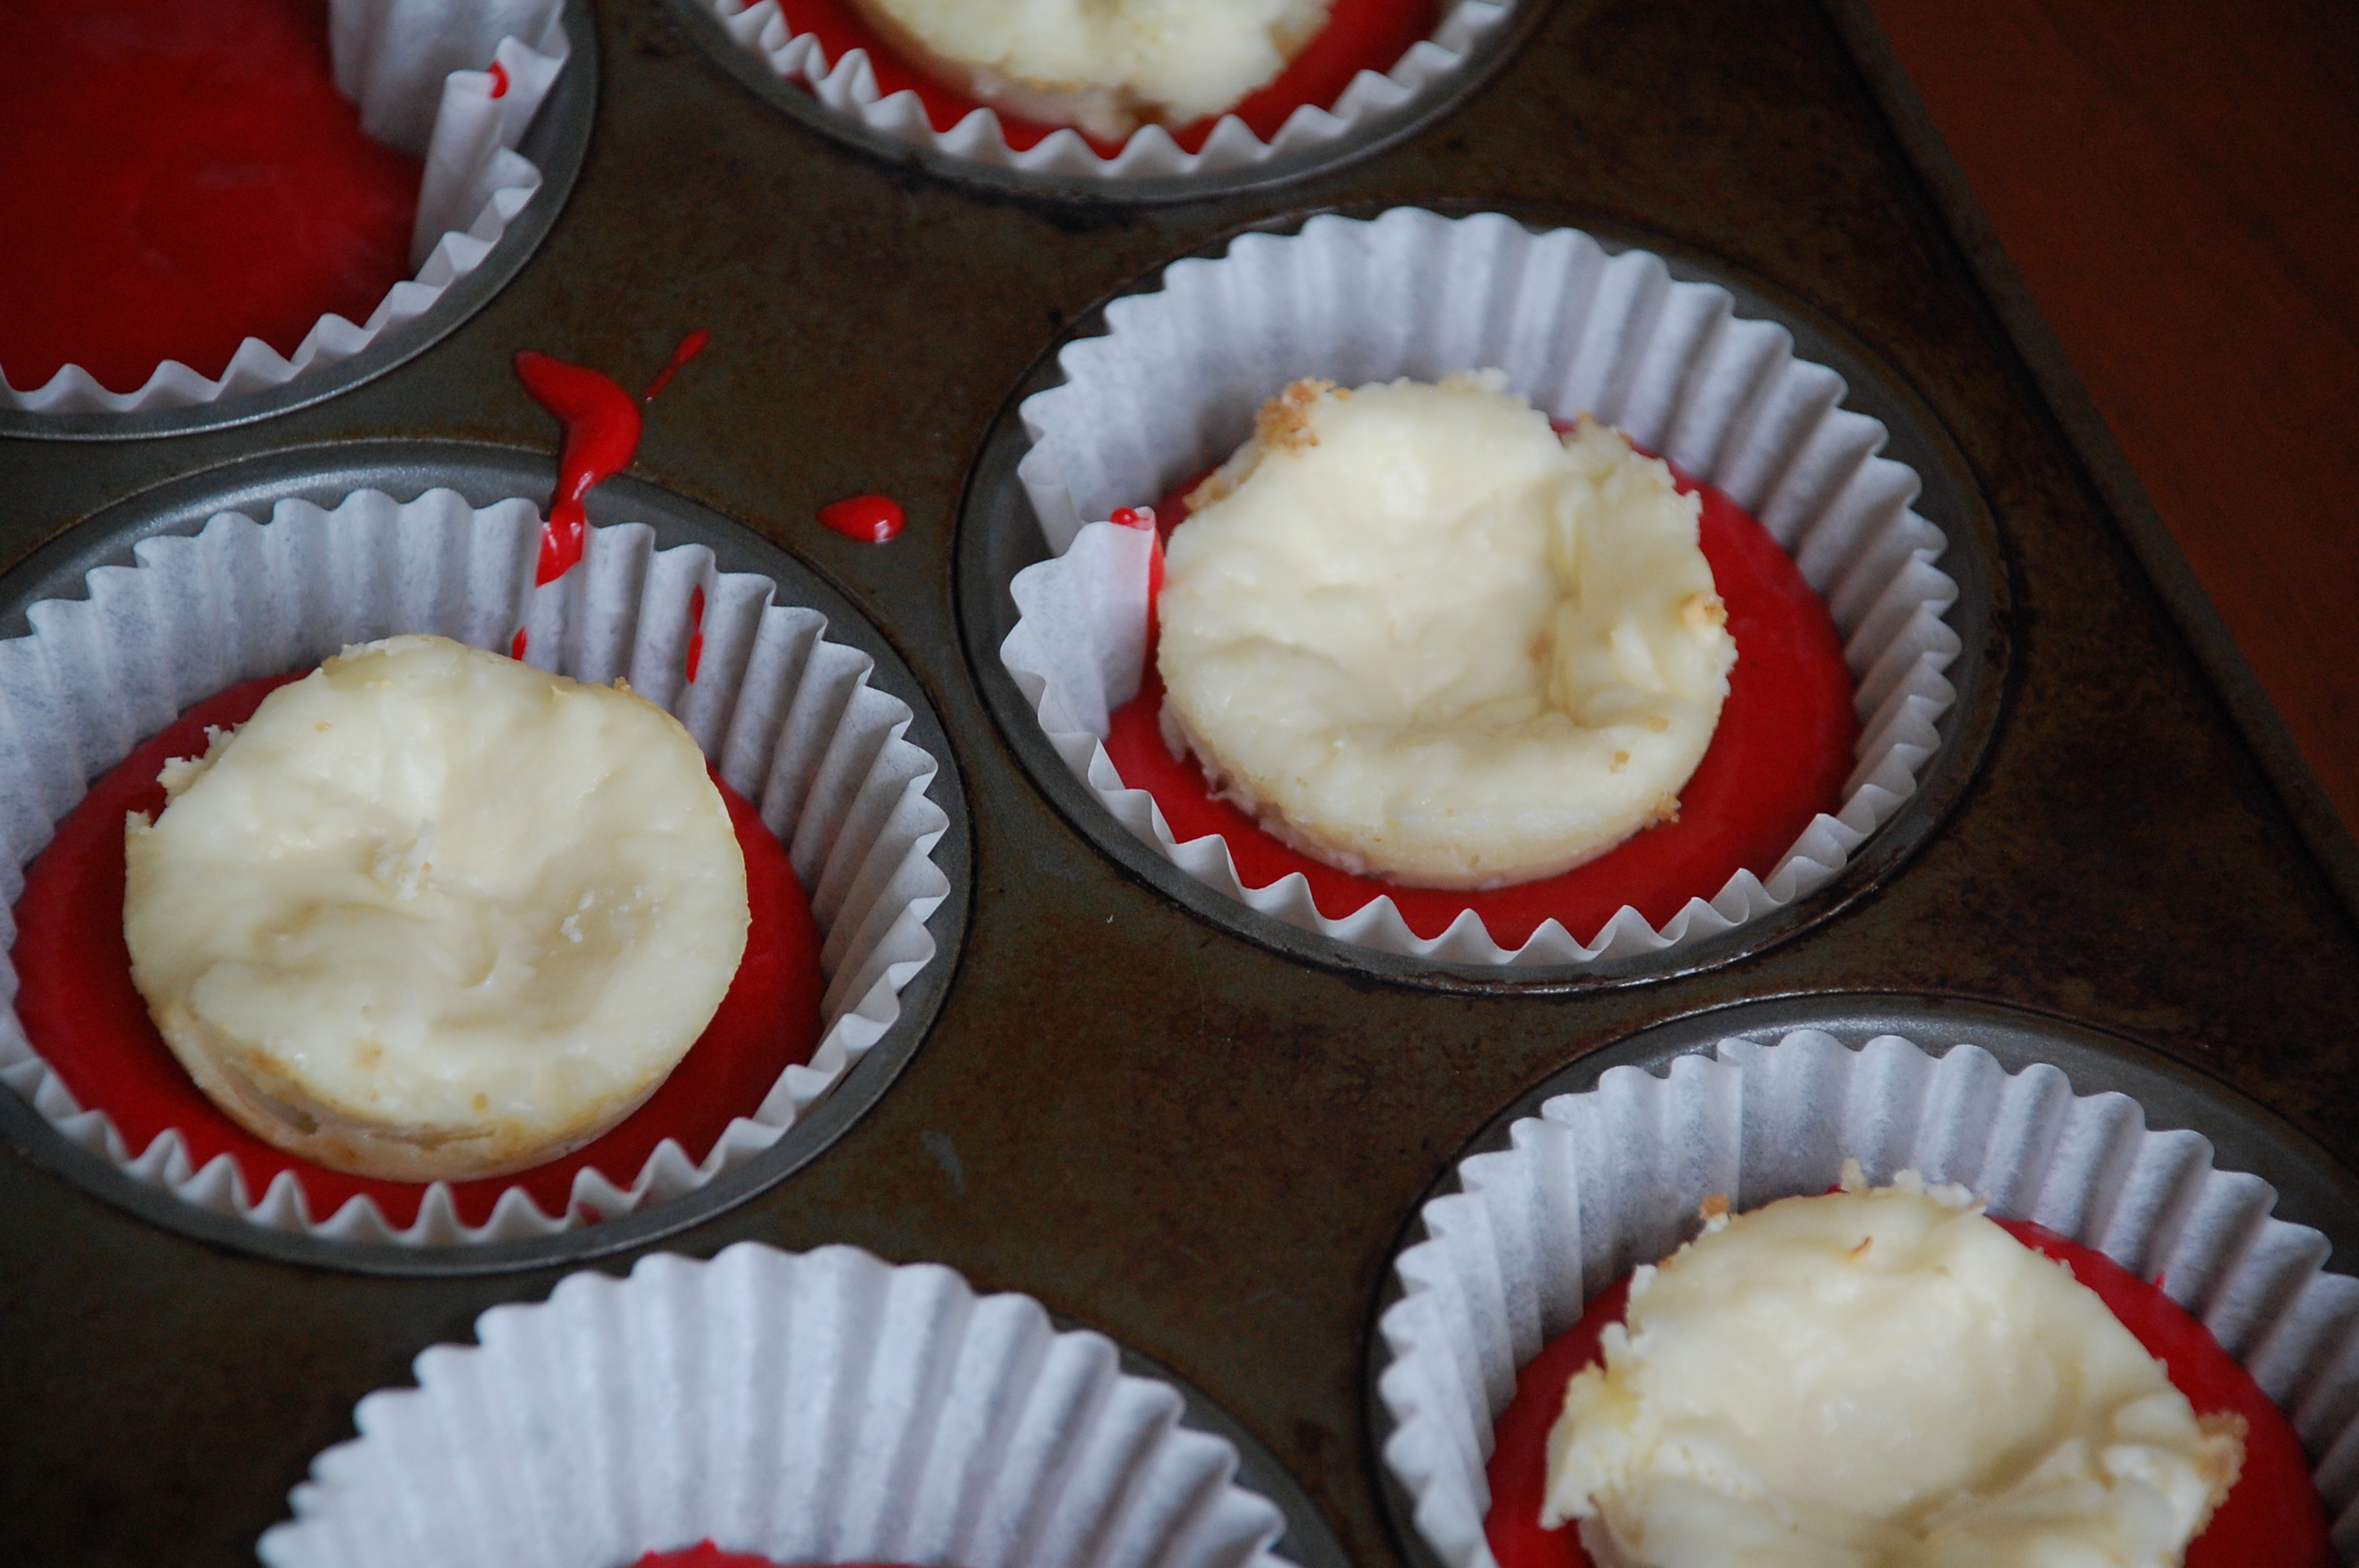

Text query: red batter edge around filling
(1479, 1219), (2334, 1568)
(0, 0), (423, 393)
(1101, 459), (1863, 949)
(632, 1550), (930, 1568)
(11, 671), (827, 1231)
(773, 0), (1440, 155)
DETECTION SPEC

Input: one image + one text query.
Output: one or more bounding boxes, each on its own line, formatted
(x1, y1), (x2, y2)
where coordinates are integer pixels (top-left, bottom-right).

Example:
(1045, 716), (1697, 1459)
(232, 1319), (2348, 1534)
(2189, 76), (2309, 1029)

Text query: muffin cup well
(1373, 1028), (2359, 1566)
(683, 0), (1518, 192)
(2, 0), (573, 416)
(0, 487), (954, 1246)
(998, 209), (1965, 967)
(259, 1243), (1299, 1568)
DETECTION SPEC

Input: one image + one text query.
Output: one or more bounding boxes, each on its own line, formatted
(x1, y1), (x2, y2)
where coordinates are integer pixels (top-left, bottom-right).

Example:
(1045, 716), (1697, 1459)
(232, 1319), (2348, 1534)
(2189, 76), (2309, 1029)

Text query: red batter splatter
(1104, 457), (1861, 948)
(642, 329), (711, 402)
(774, 0), (1438, 156)
(1481, 1219), (2332, 1568)
(12, 673), (827, 1231)
(488, 59), (511, 99)
(511, 627), (531, 662)
(1111, 505), (1166, 655)
(514, 350), (645, 586)
(819, 495), (906, 543)
(631, 1550), (925, 1568)
(687, 584), (707, 684)
(0, 0), (423, 392)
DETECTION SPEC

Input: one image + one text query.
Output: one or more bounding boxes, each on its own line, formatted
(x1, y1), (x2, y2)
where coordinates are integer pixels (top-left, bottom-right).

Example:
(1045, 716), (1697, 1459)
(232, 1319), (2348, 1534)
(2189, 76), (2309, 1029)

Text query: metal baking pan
(0, 439), (972, 1276)
(4, 0), (2357, 1562)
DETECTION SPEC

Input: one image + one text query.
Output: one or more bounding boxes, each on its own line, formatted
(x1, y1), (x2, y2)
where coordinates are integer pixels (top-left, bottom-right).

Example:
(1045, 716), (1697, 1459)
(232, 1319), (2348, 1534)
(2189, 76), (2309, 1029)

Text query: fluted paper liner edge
(0, 488), (953, 1246)
(1373, 1030), (2359, 1565)
(2, 0), (572, 414)
(999, 209), (1961, 965)
(256, 1243), (1296, 1568)
(697, 0), (1512, 182)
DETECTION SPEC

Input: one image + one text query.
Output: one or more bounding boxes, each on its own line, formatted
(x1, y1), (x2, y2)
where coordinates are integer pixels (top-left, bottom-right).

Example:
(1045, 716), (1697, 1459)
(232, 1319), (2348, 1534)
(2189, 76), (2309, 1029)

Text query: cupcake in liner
(2, 0), (572, 415)
(0, 487), (953, 1245)
(695, 0), (1514, 183)
(259, 1241), (1295, 1568)
(1373, 1029), (2359, 1563)
(998, 209), (1961, 967)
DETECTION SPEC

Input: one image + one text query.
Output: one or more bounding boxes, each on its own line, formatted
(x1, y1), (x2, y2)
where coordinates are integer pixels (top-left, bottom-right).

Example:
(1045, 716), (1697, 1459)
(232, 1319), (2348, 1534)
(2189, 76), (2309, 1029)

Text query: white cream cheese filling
(1543, 1167), (2246, 1568)
(122, 634), (751, 1182)
(1154, 372), (1736, 890)
(849, 0), (1329, 140)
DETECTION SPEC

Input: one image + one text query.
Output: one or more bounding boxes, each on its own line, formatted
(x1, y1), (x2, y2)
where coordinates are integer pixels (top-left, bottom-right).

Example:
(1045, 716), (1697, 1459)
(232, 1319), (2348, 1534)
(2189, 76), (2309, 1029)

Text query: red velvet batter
(1103, 461), (1861, 948)
(1481, 1220), (2333, 1568)
(775, 0), (1439, 155)
(820, 495), (907, 543)
(0, 0), (422, 392)
(629, 1550), (923, 1568)
(514, 350), (647, 585)
(12, 672), (827, 1231)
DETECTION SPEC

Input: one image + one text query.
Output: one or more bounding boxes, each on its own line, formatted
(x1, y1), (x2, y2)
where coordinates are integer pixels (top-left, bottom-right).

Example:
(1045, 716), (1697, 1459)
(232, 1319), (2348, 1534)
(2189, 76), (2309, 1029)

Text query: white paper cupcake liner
(0, 488), (954, 1246)
(259, 1241), (1294, 1568)
(998, 209), (1962, 967)
(697, 0), (1513, 182)
(1373, 1029), (2359, 1565)
(2, 0), (571, 414)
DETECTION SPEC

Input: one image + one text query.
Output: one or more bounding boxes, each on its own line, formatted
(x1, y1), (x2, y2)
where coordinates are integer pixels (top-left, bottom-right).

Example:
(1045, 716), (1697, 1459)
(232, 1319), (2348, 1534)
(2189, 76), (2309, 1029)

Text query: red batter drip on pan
(1480, 1221), (2332, 1568)
(12, 673), (827, 1231)
(820, 495), (906, 543)
(773, 0), (1437, 156)
(687, 584), (708, 683)
(0, 0), (423, 392)
(513, 336), (713, 593)
(643, 329), (711, 401)
(1103, 452), (1860, 947)
(514, 351), (645, 586)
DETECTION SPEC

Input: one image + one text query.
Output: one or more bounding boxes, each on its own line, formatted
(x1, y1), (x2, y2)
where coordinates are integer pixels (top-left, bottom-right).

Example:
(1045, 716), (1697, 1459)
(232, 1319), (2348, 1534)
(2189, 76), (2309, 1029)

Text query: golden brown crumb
(1256, 378), (1334, 453)
(315, 721), (332, 731)
(1698, 1193), (1731, 1221)
(1848, 1236), (1874, 1258)
(1646, 713), (1670, 733)
(1652, 792), (1681, 824)
(1681, 591), (1728, 633)
(1611, 750), (1630, 772)
(1183, 470), (1232, 513)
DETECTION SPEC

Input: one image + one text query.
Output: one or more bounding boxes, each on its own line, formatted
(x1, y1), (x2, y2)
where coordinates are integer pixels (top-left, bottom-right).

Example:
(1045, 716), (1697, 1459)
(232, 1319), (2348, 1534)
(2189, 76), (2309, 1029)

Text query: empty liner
(693, 0), (1514, 185)
(259, 1242), (1295, 1568)
(3, 0), (572, 414)
(1374, 1029), (2359, 1564)
(0, 488), (953, 1244)
(1000, 209), (1962, 966)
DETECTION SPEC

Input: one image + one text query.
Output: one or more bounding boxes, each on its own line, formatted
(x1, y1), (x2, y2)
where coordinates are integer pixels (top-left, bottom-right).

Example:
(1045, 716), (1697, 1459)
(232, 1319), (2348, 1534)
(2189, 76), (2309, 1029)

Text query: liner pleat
(3, 0), (571, 414)
(0, 488), (953, 1245)
(1373, 1030), (2359, 1565)
(696, 0), (1513, 183)
(260, 1243), (1293, 1568)
(998, 210), (1964, 965)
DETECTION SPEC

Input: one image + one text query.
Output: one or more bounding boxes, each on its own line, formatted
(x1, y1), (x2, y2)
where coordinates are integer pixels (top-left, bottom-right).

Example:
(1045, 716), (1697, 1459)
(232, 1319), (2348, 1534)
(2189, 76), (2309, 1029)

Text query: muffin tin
(5, 0), (2357, 1563)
